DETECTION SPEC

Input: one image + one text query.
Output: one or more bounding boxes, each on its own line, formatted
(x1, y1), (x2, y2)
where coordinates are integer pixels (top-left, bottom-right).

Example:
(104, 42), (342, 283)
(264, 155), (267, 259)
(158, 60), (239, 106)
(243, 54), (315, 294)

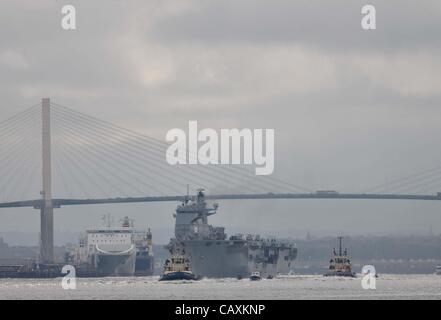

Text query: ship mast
(185, 184), (190, 203)
(338, 236), (343, 256)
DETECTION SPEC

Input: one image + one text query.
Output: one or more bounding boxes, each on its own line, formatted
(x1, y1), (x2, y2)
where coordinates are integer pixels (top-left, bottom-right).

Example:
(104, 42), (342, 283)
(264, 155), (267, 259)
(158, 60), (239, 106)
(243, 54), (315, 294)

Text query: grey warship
(168, 189), (297, 278)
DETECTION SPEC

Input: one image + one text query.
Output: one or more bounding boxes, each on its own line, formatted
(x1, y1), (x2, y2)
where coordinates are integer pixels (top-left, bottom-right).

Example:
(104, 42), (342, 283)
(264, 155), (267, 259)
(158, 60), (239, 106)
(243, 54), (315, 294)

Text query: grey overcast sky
(1, 0), (441, 244)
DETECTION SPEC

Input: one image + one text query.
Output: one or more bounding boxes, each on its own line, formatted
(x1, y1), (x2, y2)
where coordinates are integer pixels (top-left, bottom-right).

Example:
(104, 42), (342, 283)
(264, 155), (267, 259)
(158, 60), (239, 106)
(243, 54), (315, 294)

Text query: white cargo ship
(66, 216), (153, 277)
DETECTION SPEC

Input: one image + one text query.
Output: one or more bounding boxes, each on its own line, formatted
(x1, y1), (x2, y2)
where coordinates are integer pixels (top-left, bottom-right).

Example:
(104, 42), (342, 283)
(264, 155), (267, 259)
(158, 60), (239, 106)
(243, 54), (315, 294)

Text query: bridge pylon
(39, 97), (54, 264)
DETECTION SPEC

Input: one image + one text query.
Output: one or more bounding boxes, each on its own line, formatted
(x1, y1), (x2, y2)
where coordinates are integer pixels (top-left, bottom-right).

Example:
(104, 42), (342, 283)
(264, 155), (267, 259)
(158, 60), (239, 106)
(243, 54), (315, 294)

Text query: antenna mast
(338, 236), (343, 256)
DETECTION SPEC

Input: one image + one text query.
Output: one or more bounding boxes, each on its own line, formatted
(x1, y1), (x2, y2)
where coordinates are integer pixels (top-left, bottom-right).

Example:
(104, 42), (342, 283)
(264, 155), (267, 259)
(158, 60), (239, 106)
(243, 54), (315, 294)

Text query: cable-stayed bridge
(1, 98), (441, 263)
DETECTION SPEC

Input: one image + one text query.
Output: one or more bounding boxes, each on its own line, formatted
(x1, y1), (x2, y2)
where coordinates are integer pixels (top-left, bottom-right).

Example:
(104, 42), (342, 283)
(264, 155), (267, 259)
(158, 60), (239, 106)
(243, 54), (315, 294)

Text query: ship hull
(324, 271), (356, 278)
(182, 240), (249, 278)
(134, 255), (154, 276)
(181, 240), (297, 279)
(248, 245), (297, 278)
(160, 271), (197, 281)
(95, 253), (136, 277)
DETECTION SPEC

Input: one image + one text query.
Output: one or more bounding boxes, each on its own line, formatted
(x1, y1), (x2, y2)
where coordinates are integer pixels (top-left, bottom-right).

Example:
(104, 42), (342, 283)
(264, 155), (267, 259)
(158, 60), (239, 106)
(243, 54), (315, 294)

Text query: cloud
(0, 50), (28, 69)
(0, 1), (441, 235)
(150, 0), (441, 51)
(352, 52), (441, 96)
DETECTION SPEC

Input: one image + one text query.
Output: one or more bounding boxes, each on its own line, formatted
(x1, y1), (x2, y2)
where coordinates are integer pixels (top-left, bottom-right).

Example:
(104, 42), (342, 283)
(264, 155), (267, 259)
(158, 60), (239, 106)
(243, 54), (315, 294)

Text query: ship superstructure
(167, 189), (297, 278)
(435, 265), (441, 275)
(134, 228), (154, 276)
(246, 234), (297, 278)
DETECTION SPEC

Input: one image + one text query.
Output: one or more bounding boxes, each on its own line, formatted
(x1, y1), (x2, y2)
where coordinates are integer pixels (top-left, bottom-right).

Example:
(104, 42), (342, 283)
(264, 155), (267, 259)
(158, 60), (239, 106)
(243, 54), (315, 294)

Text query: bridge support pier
(40, 98), (54, 264)
(40, 205), (54, 263)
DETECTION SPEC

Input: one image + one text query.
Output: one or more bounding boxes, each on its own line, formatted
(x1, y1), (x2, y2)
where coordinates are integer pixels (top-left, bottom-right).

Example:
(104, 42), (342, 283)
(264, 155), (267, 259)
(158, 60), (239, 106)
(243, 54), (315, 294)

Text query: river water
(1, 274), (440, 300)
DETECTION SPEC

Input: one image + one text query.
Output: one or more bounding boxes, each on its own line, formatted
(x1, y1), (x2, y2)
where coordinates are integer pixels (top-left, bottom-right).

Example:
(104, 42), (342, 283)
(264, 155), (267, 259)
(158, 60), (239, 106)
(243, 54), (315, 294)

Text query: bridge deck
(0, 193), (440, 209)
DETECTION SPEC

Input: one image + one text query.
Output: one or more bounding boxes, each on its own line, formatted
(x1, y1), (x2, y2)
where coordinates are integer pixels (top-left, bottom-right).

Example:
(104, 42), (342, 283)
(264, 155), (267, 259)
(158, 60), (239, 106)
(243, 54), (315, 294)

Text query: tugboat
(249, 270), (262, 281)
(160, 247), (197, 281)
(435, 265), (441, 275)
(324, 236), (356, 278)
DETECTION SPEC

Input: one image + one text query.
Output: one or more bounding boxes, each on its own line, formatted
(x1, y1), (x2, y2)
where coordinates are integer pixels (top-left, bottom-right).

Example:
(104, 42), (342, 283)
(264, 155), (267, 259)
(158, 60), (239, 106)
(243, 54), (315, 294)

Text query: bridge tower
(40, 98), (54, 263)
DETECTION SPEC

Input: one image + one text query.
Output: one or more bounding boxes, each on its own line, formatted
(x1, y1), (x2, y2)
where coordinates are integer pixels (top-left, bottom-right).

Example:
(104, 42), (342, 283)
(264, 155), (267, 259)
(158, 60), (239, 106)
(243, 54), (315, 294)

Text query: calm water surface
(1, 274), (440, 300)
